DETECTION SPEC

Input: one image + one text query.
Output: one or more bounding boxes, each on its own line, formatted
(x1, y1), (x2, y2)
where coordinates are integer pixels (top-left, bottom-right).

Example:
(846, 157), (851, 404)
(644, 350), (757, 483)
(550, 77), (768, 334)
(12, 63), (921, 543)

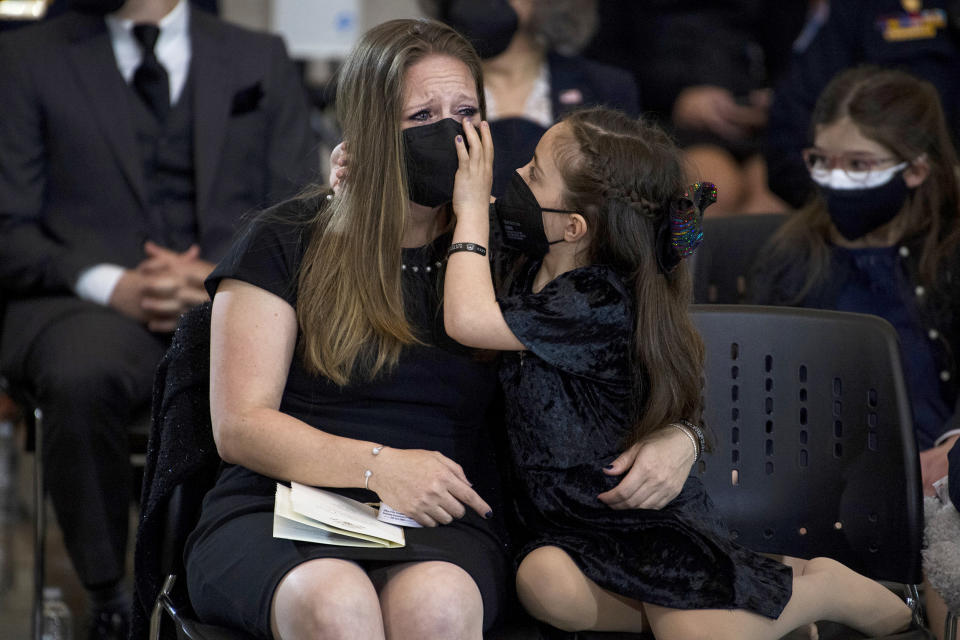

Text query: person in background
(582, 0), (807, 217)
(0, 0), (314, 636)
(751, 66), (960, 500)
(767, 0), (960, 209)
(421, 0), (639, 197)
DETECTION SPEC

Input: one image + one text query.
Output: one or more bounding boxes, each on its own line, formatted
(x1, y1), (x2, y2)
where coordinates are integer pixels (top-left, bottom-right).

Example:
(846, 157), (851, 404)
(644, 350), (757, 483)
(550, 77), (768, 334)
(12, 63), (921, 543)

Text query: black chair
(693, 213), (786, 304)
(692, 305), (929, 639)
(131, 302), (253, 640)
(1, 378), (151, 640)
(0, 380), (45, 640)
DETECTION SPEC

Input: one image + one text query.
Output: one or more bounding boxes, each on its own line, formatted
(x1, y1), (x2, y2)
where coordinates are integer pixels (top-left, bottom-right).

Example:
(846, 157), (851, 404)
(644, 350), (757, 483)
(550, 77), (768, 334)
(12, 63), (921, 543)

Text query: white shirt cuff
(74, 264), (126, 306)
(935, 429), (960, 448)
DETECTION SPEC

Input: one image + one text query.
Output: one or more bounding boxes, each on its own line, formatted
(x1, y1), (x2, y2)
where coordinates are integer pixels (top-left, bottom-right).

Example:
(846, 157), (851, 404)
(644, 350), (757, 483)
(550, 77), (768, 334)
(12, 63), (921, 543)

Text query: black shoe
(86, 607), (129, 640)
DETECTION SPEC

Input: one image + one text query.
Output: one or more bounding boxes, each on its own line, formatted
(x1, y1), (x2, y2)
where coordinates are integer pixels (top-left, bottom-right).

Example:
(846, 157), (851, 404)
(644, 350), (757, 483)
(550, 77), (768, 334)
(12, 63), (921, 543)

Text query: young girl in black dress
(444, 107), (912, 638)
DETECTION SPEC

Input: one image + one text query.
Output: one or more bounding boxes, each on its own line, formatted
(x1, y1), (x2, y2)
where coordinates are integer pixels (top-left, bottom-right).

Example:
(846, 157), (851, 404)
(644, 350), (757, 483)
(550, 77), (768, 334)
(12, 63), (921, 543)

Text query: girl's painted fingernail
(484, 511), (493, 519)
(604, 464), (614, 470)
(456, 135), (463, 143)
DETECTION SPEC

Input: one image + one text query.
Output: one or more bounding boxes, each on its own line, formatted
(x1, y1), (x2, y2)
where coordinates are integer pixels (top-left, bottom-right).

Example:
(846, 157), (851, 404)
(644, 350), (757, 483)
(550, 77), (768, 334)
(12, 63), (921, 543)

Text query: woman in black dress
(444, 108), (912, 637)
(185, 19), (697, 640)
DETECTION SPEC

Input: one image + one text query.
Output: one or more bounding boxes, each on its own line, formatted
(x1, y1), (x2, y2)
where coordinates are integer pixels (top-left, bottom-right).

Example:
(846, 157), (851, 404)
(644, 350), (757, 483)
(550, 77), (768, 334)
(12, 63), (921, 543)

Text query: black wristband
(679, 419), (705, 461)
(448, 242), (487, 257)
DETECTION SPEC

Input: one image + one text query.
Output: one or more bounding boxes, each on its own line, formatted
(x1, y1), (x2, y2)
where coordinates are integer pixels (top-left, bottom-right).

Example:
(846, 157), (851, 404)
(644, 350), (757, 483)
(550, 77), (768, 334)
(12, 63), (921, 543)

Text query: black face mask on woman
(402, 118), (465, 208)
(442, 0), (519, 60)
(813, 164), (910, 241)
(494, 172), (578, 259)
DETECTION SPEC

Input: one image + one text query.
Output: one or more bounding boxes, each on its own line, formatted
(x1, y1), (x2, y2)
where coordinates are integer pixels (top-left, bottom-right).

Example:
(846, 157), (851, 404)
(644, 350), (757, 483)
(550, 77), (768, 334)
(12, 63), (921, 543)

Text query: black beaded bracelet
(678, 419), (706, 461)
(448, 242), (487, 257)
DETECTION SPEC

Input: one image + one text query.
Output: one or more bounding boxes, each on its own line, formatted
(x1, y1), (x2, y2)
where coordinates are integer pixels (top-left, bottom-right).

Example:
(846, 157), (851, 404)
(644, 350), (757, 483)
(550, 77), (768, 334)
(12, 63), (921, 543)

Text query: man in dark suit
(0, 0), (315, 636)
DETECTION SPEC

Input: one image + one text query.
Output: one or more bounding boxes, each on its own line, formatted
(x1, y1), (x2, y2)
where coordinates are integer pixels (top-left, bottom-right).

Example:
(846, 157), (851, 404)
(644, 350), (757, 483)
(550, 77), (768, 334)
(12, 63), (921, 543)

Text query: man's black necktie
(132, 24), (170, 122)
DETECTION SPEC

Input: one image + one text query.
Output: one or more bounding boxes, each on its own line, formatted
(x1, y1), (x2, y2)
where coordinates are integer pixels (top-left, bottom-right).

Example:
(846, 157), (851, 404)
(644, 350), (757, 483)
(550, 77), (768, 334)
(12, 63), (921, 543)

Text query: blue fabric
(750, 234), (960, 450)
(831, 247), (951, 450)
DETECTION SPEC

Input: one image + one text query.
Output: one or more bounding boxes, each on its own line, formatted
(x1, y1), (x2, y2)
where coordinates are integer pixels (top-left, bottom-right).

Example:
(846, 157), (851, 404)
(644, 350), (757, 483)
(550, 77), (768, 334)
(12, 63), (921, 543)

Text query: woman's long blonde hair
(297, 19), (485, 385)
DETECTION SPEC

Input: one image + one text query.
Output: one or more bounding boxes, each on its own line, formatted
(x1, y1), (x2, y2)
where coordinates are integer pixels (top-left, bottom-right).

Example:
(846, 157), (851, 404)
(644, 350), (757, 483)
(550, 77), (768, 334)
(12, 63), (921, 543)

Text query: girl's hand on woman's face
(328, 141), (349, 194)
(367, 446), (493, 527)
(452, 118), (494, 219)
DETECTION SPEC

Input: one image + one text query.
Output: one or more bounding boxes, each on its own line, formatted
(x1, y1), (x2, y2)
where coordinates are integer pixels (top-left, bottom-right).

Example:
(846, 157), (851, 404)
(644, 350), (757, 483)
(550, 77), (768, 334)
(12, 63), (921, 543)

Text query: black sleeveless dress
(184, 199), (510, 638)
(497, 258), (793, 618)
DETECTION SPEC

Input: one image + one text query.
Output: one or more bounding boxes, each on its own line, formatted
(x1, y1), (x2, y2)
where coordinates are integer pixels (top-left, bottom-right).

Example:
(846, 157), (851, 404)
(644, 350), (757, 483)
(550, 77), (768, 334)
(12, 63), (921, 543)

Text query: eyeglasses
(801, 148), (902, 183)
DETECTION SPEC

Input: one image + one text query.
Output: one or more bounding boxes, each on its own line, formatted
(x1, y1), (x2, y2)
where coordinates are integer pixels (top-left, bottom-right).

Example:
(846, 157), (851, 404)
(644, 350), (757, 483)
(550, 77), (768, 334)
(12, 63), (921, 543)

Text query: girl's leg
(923, 574), (958, 640)
(373, 560), (484, 640)
(515, 546), (646, 632)
(644, 557), (912, 640)
(270, 558), (385, 640)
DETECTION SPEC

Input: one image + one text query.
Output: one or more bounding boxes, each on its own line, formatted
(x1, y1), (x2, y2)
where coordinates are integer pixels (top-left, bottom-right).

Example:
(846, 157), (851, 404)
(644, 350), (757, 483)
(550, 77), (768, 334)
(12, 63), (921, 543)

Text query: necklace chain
(401, 259), (445, 274)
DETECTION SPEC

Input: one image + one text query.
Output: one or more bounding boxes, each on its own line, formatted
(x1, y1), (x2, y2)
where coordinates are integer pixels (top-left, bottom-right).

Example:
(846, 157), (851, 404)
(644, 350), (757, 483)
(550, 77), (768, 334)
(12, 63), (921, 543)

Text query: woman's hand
(672, 85), (768, 141)
(920, 434), (959, 496)
(453, 118), (494, 220)
(368, 447), (492, 527)
(597, 426), (696, 510)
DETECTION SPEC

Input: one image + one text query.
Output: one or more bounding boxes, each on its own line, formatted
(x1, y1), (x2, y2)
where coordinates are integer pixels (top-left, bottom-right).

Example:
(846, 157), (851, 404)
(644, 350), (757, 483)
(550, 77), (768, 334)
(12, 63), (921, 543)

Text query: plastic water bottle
(41, 586), (73, 640)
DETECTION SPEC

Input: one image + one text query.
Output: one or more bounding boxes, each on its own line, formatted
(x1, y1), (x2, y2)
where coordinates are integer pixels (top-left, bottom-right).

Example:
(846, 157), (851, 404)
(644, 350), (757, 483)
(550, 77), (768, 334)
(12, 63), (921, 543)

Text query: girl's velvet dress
(497, 259), (793, 617)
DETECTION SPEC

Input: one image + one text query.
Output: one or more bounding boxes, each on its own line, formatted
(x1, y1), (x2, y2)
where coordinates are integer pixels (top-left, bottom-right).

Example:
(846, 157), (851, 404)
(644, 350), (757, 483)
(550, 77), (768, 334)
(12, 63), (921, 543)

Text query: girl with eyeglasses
(752, 66), (960, 503)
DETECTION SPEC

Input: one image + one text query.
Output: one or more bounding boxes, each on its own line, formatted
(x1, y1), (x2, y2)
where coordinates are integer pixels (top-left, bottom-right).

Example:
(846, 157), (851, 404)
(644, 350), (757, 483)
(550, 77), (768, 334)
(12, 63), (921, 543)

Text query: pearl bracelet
(363, 444), (385, 490)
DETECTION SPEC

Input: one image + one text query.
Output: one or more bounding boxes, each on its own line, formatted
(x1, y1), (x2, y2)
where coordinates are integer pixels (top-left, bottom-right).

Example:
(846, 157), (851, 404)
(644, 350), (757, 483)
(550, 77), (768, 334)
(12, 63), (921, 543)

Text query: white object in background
(271, 0), (360, 60)
(41, 587), (72, 640)
(0, 0), (50, 20)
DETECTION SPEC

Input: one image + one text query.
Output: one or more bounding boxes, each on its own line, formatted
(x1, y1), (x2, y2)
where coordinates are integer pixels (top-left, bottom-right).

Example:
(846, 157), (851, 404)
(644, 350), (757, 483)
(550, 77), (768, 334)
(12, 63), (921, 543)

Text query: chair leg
(905, 583), (925, 629)
(149, 574), (178, 640)
(32, 407), (45, 640)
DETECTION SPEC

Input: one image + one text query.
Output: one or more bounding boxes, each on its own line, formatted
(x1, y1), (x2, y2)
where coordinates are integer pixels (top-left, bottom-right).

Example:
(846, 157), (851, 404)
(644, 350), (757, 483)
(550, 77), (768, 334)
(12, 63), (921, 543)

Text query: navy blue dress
(184, 200), (510, 638)
(750, 240), (958, 451)
(496, 259), (793, 618)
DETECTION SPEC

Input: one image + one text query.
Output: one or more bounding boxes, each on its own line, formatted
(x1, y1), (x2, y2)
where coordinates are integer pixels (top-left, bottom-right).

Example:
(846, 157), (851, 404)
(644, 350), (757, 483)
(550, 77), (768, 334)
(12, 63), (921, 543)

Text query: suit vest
(130, 71), (197, 252)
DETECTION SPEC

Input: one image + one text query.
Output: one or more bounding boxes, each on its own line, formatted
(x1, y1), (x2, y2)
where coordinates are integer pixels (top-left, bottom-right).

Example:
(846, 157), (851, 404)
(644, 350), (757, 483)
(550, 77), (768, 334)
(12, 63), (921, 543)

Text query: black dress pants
(1, 299), (168, 588)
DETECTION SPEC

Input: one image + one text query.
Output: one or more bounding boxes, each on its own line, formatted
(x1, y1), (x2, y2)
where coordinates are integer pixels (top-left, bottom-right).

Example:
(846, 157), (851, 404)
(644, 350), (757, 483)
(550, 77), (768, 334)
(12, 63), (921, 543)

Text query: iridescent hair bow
(655, 182), (717, 274)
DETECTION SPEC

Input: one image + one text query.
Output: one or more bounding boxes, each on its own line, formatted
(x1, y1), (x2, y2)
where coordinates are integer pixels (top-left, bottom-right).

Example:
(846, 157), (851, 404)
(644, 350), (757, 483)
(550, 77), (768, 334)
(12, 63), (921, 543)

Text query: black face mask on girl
(402, 118), (465, 208)
(494, 172), (578, 259)
(812, 164), (910, 241)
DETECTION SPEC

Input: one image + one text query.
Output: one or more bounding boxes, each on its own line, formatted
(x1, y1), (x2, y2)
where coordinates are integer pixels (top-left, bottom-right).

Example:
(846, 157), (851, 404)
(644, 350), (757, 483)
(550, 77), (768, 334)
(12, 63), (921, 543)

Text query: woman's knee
(271, 559), (382, 640)
(379, 561), (483, 638)
(516, 546), (596, 631)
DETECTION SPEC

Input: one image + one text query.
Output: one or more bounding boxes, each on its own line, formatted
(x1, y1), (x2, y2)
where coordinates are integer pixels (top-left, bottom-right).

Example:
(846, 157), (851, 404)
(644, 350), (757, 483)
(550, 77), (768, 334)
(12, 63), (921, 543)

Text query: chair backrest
(133, 302), (221, 639)
(692, 304), (924, 585)
(693, 213), (786, 304)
